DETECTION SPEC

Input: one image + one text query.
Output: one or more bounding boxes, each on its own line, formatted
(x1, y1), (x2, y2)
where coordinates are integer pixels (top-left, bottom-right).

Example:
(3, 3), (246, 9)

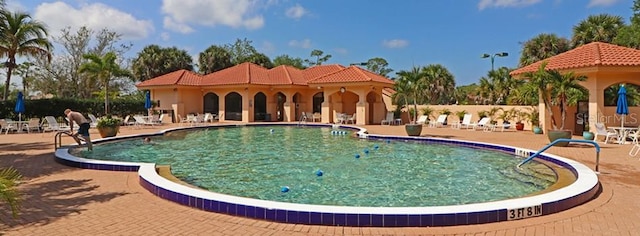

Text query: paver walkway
(0, 123), (639, 235)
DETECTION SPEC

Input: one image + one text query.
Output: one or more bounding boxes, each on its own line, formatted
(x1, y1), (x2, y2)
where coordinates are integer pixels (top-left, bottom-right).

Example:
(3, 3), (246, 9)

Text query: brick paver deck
(1, 123), (639, 235)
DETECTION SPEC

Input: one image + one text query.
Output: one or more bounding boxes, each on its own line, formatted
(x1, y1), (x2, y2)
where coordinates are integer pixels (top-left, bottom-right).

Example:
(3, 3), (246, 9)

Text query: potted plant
(97, 115), (121, 138)
(583, 121), (595, 140)
(421, 106), (434, 123)
(394, 67), (427, 136)
(523, 62), (587, 146)
(513, 109), (526, 131)
(527, 107), (543, 134)
(498, 108), (514, 129)
(455, 110), (467, 124)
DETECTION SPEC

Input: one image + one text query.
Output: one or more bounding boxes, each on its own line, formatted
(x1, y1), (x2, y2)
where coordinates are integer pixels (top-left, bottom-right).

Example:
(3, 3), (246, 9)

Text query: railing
(517, 139), (601, 172)
(54, 131), (75, 150)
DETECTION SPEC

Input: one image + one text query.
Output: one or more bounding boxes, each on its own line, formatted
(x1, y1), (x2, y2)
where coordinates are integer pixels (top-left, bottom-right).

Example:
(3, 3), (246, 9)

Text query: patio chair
(123, 115), (137, 126)
(429, 115), (447, 127)
(345, 113), (356, 124)
(133, 115), (156, 127)
(24, 118), (41, 133)
(594, 123), (619, 144)
(312, 113), (321, 122)
(381, 112), (394, 125)
(0, 119), (19, 134)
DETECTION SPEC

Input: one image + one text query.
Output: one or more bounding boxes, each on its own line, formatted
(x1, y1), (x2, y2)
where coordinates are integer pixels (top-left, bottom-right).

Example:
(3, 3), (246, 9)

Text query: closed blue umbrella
(616, 84), (629, 128)
(14, 91), (25, 122)
(144, 91), (152, 116)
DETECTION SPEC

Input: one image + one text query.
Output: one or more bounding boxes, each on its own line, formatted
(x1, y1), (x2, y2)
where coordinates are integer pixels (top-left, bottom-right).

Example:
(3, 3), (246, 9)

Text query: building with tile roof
(136, 62), (395, 124)
(510, 42), (640, 134)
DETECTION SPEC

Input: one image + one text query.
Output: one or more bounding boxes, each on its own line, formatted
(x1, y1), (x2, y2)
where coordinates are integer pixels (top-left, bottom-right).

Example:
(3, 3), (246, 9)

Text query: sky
(8, 0), (636, 86)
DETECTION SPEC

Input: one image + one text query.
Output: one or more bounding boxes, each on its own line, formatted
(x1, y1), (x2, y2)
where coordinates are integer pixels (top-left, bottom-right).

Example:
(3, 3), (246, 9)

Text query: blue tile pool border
(54, 123), (600, 227)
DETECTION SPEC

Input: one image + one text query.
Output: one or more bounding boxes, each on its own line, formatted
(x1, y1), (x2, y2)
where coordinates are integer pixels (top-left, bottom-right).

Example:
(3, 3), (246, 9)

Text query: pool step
(498, 165), (556, 189)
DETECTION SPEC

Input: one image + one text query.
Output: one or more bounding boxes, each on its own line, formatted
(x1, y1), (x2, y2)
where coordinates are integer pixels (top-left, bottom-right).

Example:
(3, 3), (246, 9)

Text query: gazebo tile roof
(510, 42), (640, 76)
(308, 66), (395, 85)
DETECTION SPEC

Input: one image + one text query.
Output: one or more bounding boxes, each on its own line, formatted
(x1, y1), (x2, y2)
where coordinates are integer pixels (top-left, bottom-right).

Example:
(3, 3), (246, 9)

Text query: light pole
(481, 52), (508, 71)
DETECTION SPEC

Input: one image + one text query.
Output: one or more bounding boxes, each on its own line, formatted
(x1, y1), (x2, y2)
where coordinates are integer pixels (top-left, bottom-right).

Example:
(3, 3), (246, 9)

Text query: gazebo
(136, 62), (395, 125)
(510, 42), (640, 134)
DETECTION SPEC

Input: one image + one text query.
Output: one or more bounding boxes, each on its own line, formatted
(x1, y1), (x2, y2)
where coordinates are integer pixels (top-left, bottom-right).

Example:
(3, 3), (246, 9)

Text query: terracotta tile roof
(302, 64), (346, 82)
(308, 66), (395, 85)
(137, 63), (394, 88)
(201, 62), (270, 86)
(510, 42), (640, 76)
(267, 65), (306, 85)
(136, 69), (202, 87)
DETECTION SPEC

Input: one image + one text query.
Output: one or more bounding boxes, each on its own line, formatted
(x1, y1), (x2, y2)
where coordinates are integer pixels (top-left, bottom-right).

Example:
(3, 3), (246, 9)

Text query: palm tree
(519, 33), (570, 67)
(79, 52), (130, 114)
(523, 62), (587, 130)
(0, 10), (52, 100)
(421, 64), (456, 104)
(0, 167), (22, 219)
(394, 67), (426, 123)
(572, 14), (625, 47)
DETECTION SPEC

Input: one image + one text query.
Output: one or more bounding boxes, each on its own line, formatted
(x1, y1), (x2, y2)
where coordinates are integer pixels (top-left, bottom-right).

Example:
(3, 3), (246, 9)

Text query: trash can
(265, 113), (272, 121)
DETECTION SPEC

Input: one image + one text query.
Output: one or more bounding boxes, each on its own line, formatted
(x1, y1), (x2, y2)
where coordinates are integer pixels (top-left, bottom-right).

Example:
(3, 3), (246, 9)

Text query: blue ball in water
(374, 144), (379, 150)
(386, 139), (391, 144)
(281, 186), (290, 193)
(355, 154), (361, 159)
(270, 129), (274, 133)
(364, 148), (370, 154)
(315, 170), (324, 176)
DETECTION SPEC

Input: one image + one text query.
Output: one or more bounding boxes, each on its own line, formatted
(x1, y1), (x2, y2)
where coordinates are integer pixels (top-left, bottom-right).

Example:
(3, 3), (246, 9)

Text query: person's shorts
(78, 123), (90, 137)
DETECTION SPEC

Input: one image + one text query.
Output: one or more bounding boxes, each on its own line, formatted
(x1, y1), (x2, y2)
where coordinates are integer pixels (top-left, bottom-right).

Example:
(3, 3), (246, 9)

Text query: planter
(98, 125), (120, 138)
(547, 130), (572, 147)
(583, 131), (595, 140)
(404, 124), (423, 136)
(515, 122), (525, 131)
(533, 126), (543, 134)
(502, 122), (511, 130)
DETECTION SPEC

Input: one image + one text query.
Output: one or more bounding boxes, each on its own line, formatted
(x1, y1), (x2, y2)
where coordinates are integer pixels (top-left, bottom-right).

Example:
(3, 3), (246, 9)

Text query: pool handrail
(517, 138), (601, 172)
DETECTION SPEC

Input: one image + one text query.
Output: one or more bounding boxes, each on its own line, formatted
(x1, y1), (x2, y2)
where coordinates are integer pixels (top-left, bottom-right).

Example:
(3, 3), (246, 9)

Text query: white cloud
(33, 2), (153, 40)
(285, 4), (307, 19)
(163, 17), (194, 34)
(587, 0), (619, 7)
(478, 0), (542, 10)
(161, 0), (265, 33)
(382, 39), (409, 49)
(5, 0), (26, 12)
(160, 32), (171, 41)
(289, 39), (312, 48)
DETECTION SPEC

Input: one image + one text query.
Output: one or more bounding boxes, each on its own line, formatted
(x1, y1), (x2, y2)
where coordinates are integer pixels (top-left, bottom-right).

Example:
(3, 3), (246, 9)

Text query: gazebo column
(355, 90), (366, 125)
(583, 78), (602, 131)
(218, 97), (226, 122)
(242, 90), (251, 122)
(283, 92), (295, 122)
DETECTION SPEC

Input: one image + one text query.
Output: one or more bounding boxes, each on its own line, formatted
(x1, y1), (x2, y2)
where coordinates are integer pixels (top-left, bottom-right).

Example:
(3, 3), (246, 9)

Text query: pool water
(77, 126), (556, 207)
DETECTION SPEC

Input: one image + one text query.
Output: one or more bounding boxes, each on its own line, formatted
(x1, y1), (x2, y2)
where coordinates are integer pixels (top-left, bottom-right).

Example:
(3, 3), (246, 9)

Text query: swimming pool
(74, 126), (555, 207)
(55, 124), (600, 227)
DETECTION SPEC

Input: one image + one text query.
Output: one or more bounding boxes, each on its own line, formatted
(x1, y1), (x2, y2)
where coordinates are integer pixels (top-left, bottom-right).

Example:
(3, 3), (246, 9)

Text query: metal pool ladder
(517, 139), (601, 172)
(54, 131), (75, 150)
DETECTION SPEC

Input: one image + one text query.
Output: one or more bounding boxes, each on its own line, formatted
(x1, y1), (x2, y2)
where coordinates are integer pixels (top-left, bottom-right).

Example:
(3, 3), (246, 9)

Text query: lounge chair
(429, 115), (447, 127)
(42, 116), (70, 133)
(457, 114), (473, 129)
(469, 117), (491, 131)
(381, 112), (394, 125)
(312, 113), (321, 122)
(133, 115), (157, 127)
(594, 123), (618, 144)
(88, 114), (98, 128)
(345, 113), (356, 124)
(416, 115), (429, 125)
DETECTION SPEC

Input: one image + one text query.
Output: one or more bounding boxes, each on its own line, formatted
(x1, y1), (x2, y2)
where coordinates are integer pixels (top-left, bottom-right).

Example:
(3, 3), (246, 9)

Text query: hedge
(0, 97), (148, 121)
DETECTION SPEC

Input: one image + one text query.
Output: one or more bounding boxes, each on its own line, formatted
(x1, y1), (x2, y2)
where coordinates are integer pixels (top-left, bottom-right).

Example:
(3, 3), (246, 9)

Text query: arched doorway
(275, 92), (286, 121)
(254, 92), (267, 121)
(225, 92), (243, 121)
(203, 92), (219, 115)
(313, 92), (323, 113)
(367, 92), (377, 124)
(293, 93), (302, 120)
